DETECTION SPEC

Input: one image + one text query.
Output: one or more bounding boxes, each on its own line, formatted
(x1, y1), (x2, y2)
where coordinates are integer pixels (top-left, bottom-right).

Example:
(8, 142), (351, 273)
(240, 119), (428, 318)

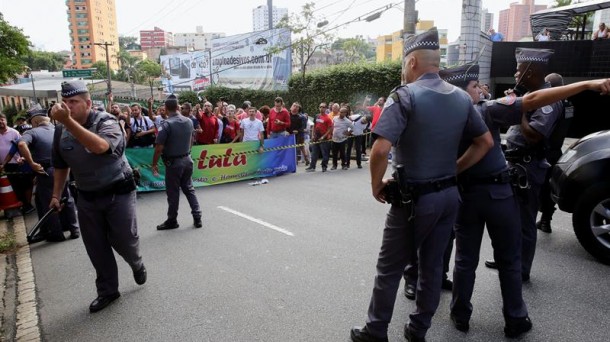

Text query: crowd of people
(104, 94), (384, 172)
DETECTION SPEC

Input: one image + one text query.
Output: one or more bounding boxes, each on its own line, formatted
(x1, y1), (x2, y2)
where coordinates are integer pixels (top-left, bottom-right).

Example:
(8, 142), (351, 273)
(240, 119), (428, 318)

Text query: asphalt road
(29, 163), (610, 342)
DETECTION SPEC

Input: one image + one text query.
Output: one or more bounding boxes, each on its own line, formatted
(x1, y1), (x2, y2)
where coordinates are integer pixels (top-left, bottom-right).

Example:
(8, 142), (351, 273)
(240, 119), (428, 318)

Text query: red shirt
(314, 113), (333, 140)
(196, 114), (219, 144)
(223, 120), (240, 141)
(368, 105), (383, 129)
(267, 107), (291, 134)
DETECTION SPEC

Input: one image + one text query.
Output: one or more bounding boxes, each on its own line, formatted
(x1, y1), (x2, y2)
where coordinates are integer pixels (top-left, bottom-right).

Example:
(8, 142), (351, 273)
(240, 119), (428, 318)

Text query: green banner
(126, 136), (297, 192)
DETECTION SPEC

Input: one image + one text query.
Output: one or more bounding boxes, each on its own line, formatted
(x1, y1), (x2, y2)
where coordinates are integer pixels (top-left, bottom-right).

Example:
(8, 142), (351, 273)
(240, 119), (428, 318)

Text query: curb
(3, 215), (42, 342)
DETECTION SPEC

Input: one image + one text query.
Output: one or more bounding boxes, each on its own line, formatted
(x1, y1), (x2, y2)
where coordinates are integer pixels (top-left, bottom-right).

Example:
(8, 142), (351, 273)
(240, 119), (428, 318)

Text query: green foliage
(138, 59), (162, 79)
(0, 13), (31, 83)
(119, 36), (139, 50)
(288, 61), (401, 114)
(0, 232), (17, 254)
(23, 51), (65, 72)
(177, 91), (201, 105)
(1, 105), (26, 125)
(191, 61), (400, 115)
(272, 2), (335, 76)
(91, 61), (110, 79)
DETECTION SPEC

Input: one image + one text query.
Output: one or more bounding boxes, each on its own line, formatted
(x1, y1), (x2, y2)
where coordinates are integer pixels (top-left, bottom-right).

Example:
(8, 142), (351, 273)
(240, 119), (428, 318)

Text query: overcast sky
(1, 0), (556, 52)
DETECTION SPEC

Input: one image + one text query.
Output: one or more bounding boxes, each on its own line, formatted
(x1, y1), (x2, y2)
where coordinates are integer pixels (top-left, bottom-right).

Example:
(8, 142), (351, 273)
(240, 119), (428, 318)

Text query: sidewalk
(0, 214), (42, 342)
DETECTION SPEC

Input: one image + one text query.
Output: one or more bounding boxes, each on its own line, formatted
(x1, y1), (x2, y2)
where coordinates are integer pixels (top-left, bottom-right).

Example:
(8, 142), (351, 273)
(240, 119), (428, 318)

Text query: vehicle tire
(572, 183), (610, 265)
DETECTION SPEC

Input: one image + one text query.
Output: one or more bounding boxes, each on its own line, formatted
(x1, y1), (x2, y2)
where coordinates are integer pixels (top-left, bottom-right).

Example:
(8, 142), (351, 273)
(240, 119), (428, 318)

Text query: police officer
(350, 28), (493, 342)
(482, 48), (560, 282)
(440, 64), (531, 338)
(152, 95), (202, 230)
(536, 73), (571, 233)
(50, 80), (146, 313)
(18, 105), (79, 242)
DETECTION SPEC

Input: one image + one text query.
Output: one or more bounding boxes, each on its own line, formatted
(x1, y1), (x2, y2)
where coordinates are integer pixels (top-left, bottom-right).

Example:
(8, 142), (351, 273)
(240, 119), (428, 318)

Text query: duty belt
(406, 176), (457, 197)
(504, 146), (546, 164)
(78, 176), (136, 199)
(459, 170), (511, 186)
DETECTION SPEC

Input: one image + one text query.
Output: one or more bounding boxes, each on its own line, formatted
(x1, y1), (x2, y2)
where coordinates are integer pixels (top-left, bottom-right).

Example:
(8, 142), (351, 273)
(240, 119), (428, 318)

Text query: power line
(169, 2), (401, 87)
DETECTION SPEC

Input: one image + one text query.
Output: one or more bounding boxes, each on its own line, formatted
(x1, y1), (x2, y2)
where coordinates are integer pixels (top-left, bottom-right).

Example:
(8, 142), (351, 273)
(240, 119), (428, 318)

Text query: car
(550, 130), (610, 264)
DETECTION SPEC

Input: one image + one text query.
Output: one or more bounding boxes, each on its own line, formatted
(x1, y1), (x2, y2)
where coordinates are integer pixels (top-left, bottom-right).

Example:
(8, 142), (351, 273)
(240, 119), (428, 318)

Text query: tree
(91, 61), (110, 80)
(137, 59), (163, 96)
(119, 36), (139, 50)
(552, 0), (593, 39)
(0, 13), (31, 83)
(178, 90), (199, 105)
(273, 2), (335, 77)
(341, 38), (372, 63)
(23, 51), (65, 71)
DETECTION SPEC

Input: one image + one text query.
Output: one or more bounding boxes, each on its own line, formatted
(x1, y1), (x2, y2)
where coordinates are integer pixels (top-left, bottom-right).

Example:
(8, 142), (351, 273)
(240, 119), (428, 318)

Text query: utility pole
(268, 0), (273, 30)
(404, 0), (417, 35)
(94, 42), (113, 94)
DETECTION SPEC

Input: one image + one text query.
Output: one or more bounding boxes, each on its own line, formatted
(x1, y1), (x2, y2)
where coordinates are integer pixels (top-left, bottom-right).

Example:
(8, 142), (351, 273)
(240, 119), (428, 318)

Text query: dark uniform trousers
(366, 187), (458, 338)
(310, 140), (331, 169)
(165, 156), (201, 221)
(77, 190), (142, 297)
(331, 141), (348, 168)
(403, 231), (453, 286)
(34, 166), (79, 237)
(516, 161), (547, 278)
(451, 183), (527, 321)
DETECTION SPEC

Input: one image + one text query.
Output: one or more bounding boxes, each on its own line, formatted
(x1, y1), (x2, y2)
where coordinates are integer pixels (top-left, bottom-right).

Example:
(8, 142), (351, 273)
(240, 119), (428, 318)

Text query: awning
(530, 0), (610, 40)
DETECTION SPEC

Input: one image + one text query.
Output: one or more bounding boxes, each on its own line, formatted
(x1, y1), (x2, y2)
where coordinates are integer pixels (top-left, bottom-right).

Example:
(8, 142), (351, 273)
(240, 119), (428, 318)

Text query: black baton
(27, 197), (67, 244)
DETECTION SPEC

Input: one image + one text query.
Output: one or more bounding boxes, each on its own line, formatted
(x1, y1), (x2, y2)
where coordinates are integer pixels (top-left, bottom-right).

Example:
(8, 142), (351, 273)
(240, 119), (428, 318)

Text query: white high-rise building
(174, 28), (226, 51)
(253, 5), (288, 31)
(481, 8), (494, 32)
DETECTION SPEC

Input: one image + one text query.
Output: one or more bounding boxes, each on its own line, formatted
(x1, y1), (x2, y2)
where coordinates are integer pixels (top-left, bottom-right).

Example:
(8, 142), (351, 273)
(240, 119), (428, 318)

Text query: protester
(238, 107), (265, 153)
(346, 112), (368, 169)
(331, 106), (353, 170)
(592, 22), (608, 40)
(289, 102), (309, 165)
(222, 105), (241, 143)
(268, 97), (290, 138)
(305, 102), (333, 173)
(128, 103), (156, 148)
(195, 102), (219, 145)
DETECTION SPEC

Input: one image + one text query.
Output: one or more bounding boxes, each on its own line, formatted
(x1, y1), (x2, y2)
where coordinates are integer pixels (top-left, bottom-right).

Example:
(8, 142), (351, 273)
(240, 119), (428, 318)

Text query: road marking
(217, 206), (295, 237)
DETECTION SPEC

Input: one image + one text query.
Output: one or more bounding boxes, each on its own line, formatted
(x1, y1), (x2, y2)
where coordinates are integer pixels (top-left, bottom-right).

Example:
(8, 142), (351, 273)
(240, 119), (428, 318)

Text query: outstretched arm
(522, 78), (610, 112)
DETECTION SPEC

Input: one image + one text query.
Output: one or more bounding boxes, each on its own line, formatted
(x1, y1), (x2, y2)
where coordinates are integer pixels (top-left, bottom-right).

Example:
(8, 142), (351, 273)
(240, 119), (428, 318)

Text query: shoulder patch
(102, 120), (115, 126)
(541, 105), (553, 114)
(384, 93), (398, 109)
(495, 94), (517, 106)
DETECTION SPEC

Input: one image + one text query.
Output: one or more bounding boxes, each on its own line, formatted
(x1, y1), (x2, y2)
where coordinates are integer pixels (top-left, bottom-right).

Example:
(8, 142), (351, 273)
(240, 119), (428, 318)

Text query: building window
(82, 59), (92, 64)
(77, 29), (88, 34)
(75, 13), (87, 18)
(77, 21), (87, 26)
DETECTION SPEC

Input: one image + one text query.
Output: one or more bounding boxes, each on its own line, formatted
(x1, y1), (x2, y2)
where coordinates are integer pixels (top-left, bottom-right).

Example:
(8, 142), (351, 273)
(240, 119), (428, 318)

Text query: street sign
(62, 69), (95, 78)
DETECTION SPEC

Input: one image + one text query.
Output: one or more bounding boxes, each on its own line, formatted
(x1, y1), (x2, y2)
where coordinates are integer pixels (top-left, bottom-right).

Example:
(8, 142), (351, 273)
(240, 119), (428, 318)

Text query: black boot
(504, 316), (532, 338)
(536, 218), (552, 233)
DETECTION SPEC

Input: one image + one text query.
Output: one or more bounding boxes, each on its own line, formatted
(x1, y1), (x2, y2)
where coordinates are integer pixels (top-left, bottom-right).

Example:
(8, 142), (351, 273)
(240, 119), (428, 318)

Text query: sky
(0, 0), (556, 52)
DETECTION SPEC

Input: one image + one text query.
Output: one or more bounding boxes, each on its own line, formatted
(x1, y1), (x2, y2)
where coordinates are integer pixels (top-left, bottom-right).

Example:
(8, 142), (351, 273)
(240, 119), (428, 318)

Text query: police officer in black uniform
(152, 95), (202, 230)
(483, 48), (561, 282)
(439, 64), (531, 338)
(536, 73), (571, 233)
(350, 28), (493, 342)
(18, 105), (79, 242)
(50, 80), (146, 313)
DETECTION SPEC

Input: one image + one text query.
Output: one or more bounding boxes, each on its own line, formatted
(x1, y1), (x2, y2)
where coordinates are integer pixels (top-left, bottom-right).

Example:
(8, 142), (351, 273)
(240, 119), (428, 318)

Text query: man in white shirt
(238, 107), (265, 153)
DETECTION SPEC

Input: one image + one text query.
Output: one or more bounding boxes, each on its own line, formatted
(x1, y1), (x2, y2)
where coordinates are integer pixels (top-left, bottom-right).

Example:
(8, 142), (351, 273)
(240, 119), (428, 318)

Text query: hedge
(194, 60), (402, 115)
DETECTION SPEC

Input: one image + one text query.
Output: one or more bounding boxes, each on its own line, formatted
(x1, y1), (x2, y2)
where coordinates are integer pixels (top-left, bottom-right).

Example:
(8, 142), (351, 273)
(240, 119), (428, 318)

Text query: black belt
(162, 153), (190, 161)
(78, 176), (136, 199)
(459, 170), (511, 185)
(407, 176), (457, 196)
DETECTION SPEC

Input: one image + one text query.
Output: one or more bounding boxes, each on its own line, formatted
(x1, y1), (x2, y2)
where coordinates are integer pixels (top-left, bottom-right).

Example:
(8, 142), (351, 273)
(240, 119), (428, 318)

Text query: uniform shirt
(460, 96), (524, 178)
(18, 124), (54, 165)
(156, 112), (193, 157)
(268, 107), (290, 134)
(0, 127), (21, 164)
(506, 82), (562, 150)
(195, 114), (219, 144)
(332, 116), (353, 143)
(313, 113), (333, 140)
(52, 111), (129, 191)
(240, 118), (264, 142)
(374, 73), (488, 181)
